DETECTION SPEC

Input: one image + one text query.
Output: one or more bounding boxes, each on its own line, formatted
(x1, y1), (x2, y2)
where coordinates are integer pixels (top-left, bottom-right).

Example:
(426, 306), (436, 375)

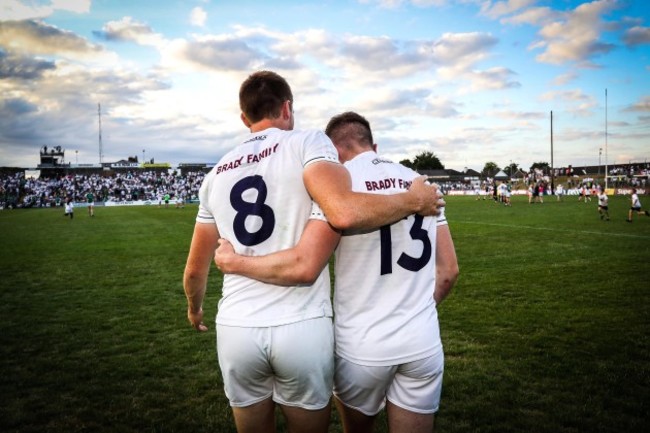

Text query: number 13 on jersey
(379, 214), (432, 275)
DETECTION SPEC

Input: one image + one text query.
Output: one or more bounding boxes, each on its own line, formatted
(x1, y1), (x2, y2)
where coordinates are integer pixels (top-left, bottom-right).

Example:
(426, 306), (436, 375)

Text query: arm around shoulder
(215, 219), (340, 286)
(303, 162), (443, 231)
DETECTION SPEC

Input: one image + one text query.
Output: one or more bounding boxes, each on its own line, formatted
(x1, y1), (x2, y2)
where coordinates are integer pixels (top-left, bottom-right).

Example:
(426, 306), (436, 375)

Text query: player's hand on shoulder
(410, 176), (445, 216)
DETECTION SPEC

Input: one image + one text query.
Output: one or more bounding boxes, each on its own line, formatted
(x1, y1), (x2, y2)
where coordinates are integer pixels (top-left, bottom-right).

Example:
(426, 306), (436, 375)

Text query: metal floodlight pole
(605, 89), (608, 190)
(550, 110), (554, 193)
(98, 103), (103, 165)
(599, 148), (602, 177)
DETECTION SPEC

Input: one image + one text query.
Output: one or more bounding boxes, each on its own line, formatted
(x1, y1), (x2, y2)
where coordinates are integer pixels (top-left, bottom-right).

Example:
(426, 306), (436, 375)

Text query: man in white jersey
(556, 183), (564, 201)
(597, 187), (610, 221)
(328, 112), (459, 433)
(627, 188), (649, 222)
(183, 73), (444, 433)
(213, 111), (459, 433)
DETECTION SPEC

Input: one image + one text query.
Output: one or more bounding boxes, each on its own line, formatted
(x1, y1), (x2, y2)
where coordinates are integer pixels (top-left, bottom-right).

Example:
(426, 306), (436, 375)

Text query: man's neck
(341, 148), (375, 164)
(249, 118), (288, 133)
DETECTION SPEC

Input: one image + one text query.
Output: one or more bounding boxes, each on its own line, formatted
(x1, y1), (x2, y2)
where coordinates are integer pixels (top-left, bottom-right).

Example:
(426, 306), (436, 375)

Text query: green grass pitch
(0, 194), (648, 432)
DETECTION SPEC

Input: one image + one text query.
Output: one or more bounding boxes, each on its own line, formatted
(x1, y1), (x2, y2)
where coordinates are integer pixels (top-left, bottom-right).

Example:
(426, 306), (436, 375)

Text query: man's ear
(372, 143), (378, 152)
(282, 100), (292, 120)
(240, 112), (251, 128)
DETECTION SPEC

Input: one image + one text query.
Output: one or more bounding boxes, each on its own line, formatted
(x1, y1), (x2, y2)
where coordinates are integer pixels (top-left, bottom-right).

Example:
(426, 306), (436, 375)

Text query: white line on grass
(455, 220), (650, 239)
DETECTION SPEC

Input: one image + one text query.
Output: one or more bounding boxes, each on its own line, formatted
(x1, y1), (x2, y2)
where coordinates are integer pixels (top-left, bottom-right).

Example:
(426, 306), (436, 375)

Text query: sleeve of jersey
(195, 176), (215, 225)
(436, 206), (448, 227)
(309, 200), (328, 222)
(302, 130), (340, 168)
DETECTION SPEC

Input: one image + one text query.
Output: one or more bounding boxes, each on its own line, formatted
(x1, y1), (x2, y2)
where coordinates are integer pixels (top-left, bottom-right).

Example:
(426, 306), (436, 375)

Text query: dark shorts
(599, 205), (608, 210)
(631, 206), (642, 211)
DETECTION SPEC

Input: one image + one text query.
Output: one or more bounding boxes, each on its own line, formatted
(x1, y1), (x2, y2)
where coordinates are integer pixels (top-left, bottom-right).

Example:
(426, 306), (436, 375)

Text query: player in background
(64, 197), (74, 219)
(627, 188), (650, 222)
(183, 72), (444, 433)
(597, 187), (610, 221)
(579, 184), (591, 203)
(214, 111), (458, 433)
(555, 184), (564, 202)
(86, 190), (95, 217)
(536, 183), (545, 204)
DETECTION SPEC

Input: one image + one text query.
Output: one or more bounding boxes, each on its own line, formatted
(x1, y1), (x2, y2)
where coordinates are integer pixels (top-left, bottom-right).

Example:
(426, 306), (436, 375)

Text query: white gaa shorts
(333, 351), (444, 415)
(216, 317), (334, 409)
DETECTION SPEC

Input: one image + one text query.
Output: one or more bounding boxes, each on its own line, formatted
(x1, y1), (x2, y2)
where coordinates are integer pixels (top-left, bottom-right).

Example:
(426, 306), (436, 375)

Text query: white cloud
(356, 86), (431, 112)
(1, 0), (52, 20)
(552, 71), (578, 86)
(162, 35), (264, 73)
(467, 66), (520, 92)
(0, 50), (56, 79)
(0, 0), (89, 20)
(490, 110), (545, 120)
(357, 0), (447, 8)
(533, 0), (619, 66)
(94, 17), (164, 47)
(430, 32), (520, 91)
(433, 32), (497, 76)
(52, 0), (91, 14)
(493, 1), (625, 68)
(527, 39), (545, 51)
(480, 0), (537, 19)
(423, 96), (461, 118)
(540, 89), (597, 117)
(337, 35), (433, 79)
(500, 6), (556, 26)
(190, 7), (207, 27)
(0, 20), (107, 61)
(623, 26), (650, 47)
(540, 89), (590, 102)
(623, 96), (650, 113)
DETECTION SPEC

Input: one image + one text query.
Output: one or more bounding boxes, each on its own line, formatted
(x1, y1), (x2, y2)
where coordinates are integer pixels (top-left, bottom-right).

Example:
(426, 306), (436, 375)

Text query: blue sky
(1, 0), (648, 172)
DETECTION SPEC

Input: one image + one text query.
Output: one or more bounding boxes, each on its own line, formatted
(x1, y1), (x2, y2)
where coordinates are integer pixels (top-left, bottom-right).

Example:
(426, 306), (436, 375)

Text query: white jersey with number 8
(197, 127), (340, 327)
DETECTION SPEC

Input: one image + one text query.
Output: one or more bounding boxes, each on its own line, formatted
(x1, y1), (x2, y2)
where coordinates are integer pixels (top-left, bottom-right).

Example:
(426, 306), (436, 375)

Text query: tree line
(400, 151), (550, 177)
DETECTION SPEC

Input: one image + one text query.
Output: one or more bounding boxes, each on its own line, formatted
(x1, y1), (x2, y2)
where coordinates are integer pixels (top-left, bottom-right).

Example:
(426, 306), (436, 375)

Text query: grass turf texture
(0, 195), (648, 433)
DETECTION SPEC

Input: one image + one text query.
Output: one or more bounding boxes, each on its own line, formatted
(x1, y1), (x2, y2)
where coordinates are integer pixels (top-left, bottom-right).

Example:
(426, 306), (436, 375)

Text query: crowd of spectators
(438, 181), (476, 194)
(2, 164), (647, 210)
(1, 170), (205, 209)
(606, 166), (648, 188)
(608, 165), (649, 177)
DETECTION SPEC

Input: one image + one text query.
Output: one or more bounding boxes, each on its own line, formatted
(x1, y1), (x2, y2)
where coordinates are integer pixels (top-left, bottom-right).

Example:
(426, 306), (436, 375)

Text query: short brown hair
(325, 111), (374, 149)
(239, 71), (293, 124)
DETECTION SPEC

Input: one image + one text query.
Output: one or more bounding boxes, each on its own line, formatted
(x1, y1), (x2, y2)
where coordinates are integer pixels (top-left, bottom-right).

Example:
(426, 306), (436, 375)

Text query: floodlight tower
(98, 103), (103, 164)
(605, 89), (608, 190)
(550, 110), (554, 194)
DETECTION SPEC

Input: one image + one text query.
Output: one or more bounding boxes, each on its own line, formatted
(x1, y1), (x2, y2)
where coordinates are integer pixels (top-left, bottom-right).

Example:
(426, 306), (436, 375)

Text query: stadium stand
(0, 171), (205, 209)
